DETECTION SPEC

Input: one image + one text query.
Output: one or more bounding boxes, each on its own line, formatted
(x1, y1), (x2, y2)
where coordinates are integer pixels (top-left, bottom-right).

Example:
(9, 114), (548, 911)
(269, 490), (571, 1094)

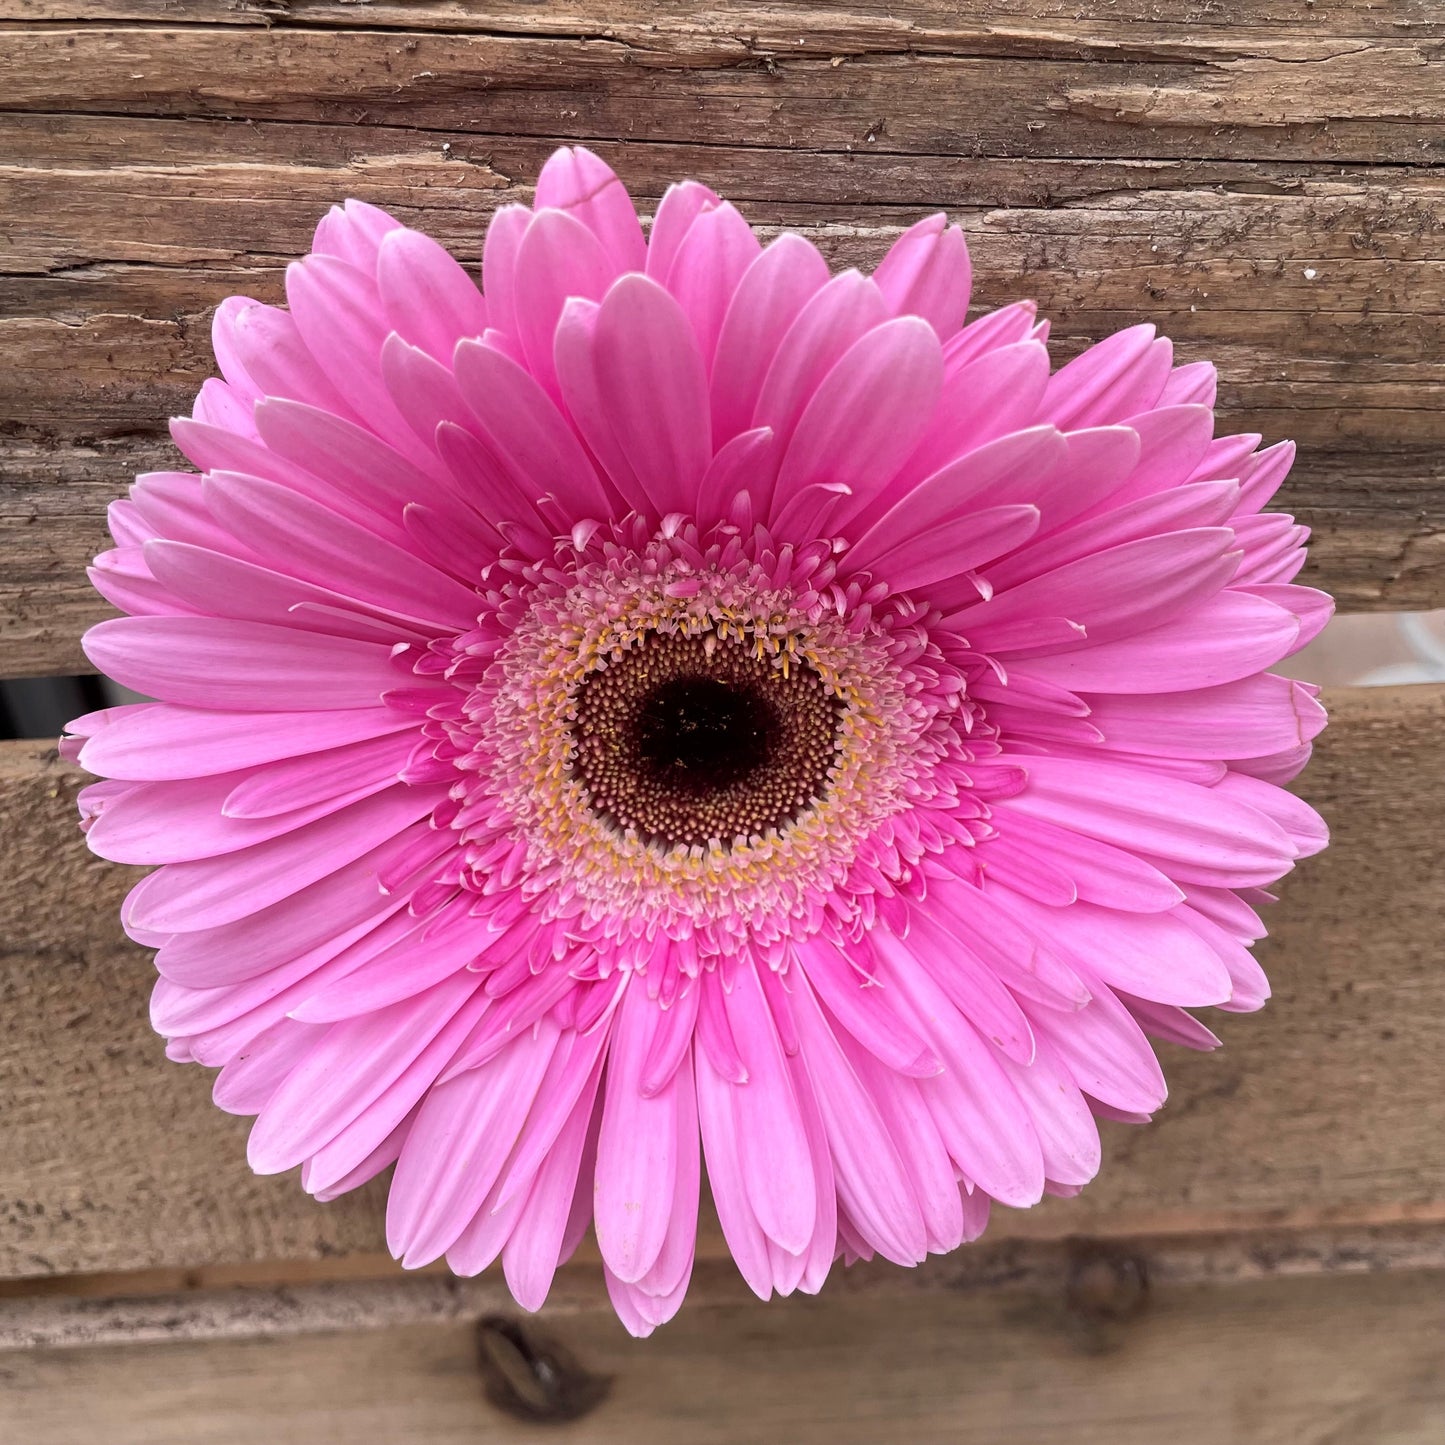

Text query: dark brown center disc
(571, 632), (839, 849)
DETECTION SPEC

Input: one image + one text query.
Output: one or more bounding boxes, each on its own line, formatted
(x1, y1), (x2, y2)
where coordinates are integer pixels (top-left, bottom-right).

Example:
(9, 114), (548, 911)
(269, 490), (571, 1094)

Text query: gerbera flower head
(66, 147), (1330, 1335)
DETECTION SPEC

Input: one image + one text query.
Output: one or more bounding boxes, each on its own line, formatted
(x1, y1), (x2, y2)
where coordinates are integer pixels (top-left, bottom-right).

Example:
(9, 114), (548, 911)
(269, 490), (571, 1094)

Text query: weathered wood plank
(3, 1262), (1444, 1443)
(1, 687), (1442, 1280)
(2, 23), (1443, 166)
(5, 1221), (1444, 1350)
(0, 114), (1441, 675)
(9, 0), (1445, 44)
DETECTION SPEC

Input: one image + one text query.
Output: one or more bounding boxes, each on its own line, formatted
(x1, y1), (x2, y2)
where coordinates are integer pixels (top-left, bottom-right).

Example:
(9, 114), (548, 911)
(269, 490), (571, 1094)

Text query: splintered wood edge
(3, 1219), (1442, 1352)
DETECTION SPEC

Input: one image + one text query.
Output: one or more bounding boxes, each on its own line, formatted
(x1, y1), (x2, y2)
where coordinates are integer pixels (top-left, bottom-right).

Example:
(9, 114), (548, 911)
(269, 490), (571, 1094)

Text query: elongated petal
(535, 145), (646, 274)
(593, 274), (712, 519)
(377, 227), (488, 363)
(775, 316), (943, 527)
(711, 234), (831, 448)
(84, 616), (403, 711)
(873, 213), (972, 338)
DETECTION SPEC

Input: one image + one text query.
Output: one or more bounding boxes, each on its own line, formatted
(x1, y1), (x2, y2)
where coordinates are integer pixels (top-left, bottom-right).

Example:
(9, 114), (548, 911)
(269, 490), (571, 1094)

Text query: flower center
(572, 632), (839, 849)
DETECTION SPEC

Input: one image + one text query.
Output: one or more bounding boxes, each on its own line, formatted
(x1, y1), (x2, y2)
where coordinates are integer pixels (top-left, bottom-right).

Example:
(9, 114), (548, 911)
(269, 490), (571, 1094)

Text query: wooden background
(1, 2), (1442, 1440)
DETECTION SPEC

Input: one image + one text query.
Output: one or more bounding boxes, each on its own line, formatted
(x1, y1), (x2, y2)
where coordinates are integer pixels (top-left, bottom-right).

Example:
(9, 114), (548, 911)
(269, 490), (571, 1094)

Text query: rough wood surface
(1, 685), (1442, 1280)
(4, 1263), (1444, 1443)
(1, 5), (1443, 675)
(5, 1221), (1444, 1352)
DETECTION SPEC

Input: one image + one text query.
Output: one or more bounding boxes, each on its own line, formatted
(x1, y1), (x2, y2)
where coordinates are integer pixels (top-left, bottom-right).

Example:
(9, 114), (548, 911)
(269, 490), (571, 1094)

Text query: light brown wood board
(1, 684), (1441, 1281)
(3, 1258), (1444, 1443)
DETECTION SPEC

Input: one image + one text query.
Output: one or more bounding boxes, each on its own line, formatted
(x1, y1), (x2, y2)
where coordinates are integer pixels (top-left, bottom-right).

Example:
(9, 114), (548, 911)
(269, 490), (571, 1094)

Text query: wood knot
(475, 1316), (611, 1425)
(1063, 1247), (1150, 1354)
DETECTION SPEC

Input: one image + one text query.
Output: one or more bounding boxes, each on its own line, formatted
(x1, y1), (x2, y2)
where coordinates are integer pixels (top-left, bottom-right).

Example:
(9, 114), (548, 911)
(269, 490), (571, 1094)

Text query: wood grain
(3, 1261), (1444, 1443)
(2, 13), (1442, 166)
(6, 1221), (1444, 1350)
(11, 0), (1445, 41)
(1, 686), (1442, 1280)
(0, 7), (1442, 675)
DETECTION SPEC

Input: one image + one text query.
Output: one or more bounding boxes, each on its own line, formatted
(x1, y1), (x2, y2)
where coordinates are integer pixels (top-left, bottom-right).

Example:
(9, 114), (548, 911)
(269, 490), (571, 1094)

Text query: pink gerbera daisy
(65, 147), (1330, 1335)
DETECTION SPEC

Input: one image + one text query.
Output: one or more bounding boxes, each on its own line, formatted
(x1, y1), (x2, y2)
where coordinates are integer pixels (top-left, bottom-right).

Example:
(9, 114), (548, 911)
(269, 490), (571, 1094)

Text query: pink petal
(1040, 324), (1173, 430)
(594, 980), (681, 1283)
(376, 227), (488, 363)
(775, 316), (943, 528)
(946, 528), (1240, 650)
(453, 337), (613, 521)
(1025, 976), (1168, 1114)
(1009, 590), (1302, 693)
(1212, 770), (1329, 859)
(693, 426), (778, 530)
(191, 376), (259, 437)
(1084, 674), (1328, 761)
(306, 1102), (420, 1201)
(788, 974), (928, 1264)
(873, 212), (972, 339)
(553, 297), (650, 516)
(122, 783), (445, 933)
(130, 468), (248, 552)
(645, 180), (721, 280)
(888, 339), (1052, 498)
(1003, 895), (1233, 1008)
(944, 299), (1038, 368)
(695, 1036), (774, 1299)
(875, 918), (1035, 1066)
(502, 1066), (606, 1312)
(212, 1019), (320, 1116)
(928, 878), (1093, 1012)
(1122, 995), (1222, 1052)
(535, 145), (646, 274)
(247, 972), (483, 1174)
(252, 396), (463, 532)
(750, 270), (891, 461)
(83, 615), (403, 711)
(710, 234), (831, 448)
(284, 254), (434, 469)
(1159, 360), (1217, 408)
(143, 538), (429, 645)
(480, 203), (530, 341)
(840, 1041), (964, 1254)
(998, 1031), (1102, 1188)
(984, 807), (1184, 912)
(379, 334), (476, 457)
(85, 741), (406, 866)
(983, 479), (1239, 597)
(1002, 752), (1296, 885)
(1097, 404), (1216, 509)
(203, 471), (481, 630)
(513, 207), (617, 393)
(655, 201), (762, 371)
(593, 273), (712, 518)
(850, 425), (1067, 557)
(795, 936), (938, 1076)
(387, 1020), (560, 1266)
(1238, 583), (1333, 653)
(857, 504), (1041, 595)
(311, 198), (402, 270)
(631, 1051), (700, 1304)
(1235, 440), (1296, 514)
(78, 703), (414, 781)
(212, 298), (355, 420)
(721, 960), (817, 1257)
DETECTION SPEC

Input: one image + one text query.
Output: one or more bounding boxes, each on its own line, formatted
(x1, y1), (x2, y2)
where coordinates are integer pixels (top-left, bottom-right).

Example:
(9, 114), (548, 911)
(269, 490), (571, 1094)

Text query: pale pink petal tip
(66, 144), (1328, 1334)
